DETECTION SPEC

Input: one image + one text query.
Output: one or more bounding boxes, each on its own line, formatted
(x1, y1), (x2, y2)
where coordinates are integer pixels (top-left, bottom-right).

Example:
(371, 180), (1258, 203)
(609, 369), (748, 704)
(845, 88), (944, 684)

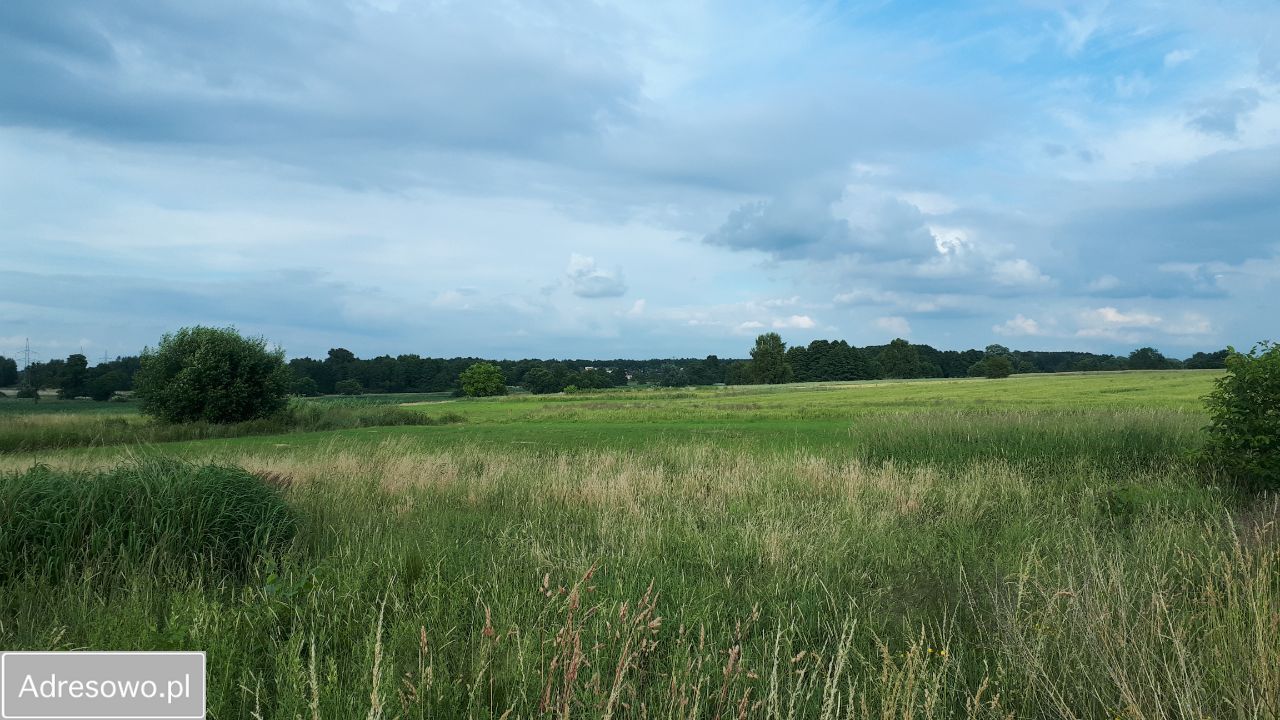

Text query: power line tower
(20, 338), (39, 390)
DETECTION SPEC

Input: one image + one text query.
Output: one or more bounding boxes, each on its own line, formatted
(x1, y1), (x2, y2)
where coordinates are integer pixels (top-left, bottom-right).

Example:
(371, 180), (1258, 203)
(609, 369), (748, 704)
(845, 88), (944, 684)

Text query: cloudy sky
(2, 1), (1277, 362)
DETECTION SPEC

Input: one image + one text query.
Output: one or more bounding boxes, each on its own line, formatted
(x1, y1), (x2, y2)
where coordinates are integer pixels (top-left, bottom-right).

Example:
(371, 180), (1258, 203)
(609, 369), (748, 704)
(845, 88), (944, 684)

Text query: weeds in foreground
(1, 440), (1275, 717)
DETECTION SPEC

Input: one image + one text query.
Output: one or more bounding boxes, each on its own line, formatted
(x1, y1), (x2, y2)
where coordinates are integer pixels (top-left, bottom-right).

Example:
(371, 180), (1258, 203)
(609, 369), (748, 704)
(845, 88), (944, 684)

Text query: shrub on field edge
(0, 459), (297, 582)
(1204, 341), (1280, 490)
(134, 326), (292, 424)
(15, 386), (38, 400)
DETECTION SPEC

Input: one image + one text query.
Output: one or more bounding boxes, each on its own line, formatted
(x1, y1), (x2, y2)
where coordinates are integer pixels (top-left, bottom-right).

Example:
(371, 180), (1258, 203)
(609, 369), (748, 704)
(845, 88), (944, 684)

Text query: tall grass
(0, 459), (295, 583)
(1, 437), (1274, 718)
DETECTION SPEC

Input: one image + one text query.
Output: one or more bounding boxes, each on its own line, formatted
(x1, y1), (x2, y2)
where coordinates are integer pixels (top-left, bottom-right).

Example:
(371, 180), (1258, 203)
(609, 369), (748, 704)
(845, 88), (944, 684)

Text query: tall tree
(0, 355), (18, 387)
(749, 333), (794, 384)
(58, 353), (89, 399)
(878, 338), (923, 379)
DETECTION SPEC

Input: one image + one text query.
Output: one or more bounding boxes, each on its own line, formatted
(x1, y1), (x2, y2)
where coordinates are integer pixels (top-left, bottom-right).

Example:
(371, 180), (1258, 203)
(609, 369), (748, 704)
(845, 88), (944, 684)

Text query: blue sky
(1, 0), (1277, 361)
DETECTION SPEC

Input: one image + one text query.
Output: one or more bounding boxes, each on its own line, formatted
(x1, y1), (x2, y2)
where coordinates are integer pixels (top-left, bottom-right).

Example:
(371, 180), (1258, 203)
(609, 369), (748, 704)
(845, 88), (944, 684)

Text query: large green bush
(0, 460), (296, 582)
(1204, 341), (1280, 489)
(459, 362), (507, 397)
(134, 326), (291, 423)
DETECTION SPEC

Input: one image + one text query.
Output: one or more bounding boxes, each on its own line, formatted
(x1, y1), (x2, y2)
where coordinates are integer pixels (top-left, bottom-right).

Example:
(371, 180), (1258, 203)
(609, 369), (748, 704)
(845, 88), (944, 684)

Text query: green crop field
(3, 370), (1277, 719)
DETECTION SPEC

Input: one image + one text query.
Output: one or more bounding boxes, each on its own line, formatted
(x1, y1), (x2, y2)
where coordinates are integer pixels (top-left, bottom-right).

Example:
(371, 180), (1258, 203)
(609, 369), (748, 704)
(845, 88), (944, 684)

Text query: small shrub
(1204, 341), (1280, 490)
(15, 387), (38, 400)
(0, 460), (297, 583)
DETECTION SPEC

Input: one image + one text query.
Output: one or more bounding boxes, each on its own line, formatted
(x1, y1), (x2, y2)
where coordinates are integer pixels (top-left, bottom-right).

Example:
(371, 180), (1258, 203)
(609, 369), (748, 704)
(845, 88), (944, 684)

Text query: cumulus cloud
(565, 254), (627, 298)
(773, 315), (816, 329)
(993, 314), (1044, 337)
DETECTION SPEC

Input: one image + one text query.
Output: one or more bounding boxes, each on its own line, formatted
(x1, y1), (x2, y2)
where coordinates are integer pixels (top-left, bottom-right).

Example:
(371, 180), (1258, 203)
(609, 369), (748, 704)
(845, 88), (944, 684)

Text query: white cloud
(761, 296), (801, 308)
(992, 259), (1051, 287)
(993, 314), (1044, 336)
(625, 299), (646, 317)
(565, 253), (628, 298)
(773, 314), (816, 329)
(876, 316), (911, 337)
(1076, 306), (1162, 340)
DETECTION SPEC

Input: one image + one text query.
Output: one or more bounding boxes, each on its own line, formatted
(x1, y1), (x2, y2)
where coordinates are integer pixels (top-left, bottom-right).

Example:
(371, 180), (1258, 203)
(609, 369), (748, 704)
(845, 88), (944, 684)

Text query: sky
(1, 0), (1278, 362)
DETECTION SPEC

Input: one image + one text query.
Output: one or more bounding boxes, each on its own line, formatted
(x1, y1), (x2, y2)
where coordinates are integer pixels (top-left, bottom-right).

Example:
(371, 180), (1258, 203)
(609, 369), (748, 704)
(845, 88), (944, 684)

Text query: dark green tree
(982, 355), (1013, 378)
(0, 356), (17, 387)
(724, 361), (753, 385)
(87, 370), (129, 401)
(57, 353), (89, 399)
(749, 333), (794, 384)
(658, 364), (689, 387)
(1185, 349), (1229, 369)
(1128, 347), (1170, 370)
(522, 367), (561, 394)
(460, 362), (507, 397)
(134, 326), (291, 424)
(290, 374), (321, 397)
(878, 338), (922, 379)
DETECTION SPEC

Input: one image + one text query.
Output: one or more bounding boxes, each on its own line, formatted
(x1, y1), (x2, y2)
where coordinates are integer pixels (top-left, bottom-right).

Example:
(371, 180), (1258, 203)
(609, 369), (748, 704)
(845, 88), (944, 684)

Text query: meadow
(2, 370), (1277, 719)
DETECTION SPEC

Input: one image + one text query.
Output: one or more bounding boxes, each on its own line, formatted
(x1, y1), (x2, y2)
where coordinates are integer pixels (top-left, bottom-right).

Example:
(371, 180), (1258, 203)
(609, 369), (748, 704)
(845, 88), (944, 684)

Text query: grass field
(3, 370), (1277, 719)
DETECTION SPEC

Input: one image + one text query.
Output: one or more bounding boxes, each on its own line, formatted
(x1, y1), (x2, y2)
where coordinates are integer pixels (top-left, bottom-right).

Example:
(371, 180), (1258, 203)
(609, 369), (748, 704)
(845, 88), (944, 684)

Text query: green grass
(0, 398), (464, 454)
(0, 395), (141, 416)
(3, 370), (1276, 718)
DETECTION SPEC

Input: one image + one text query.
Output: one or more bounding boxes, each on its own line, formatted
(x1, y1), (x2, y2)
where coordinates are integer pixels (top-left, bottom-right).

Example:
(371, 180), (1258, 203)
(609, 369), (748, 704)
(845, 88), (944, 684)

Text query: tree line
(1, 338), (1231, 400)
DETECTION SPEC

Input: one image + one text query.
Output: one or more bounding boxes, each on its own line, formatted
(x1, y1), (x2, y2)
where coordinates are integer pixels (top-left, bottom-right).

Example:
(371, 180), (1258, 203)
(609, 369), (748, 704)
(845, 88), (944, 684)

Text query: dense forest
(1, 339), (1230, 400)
